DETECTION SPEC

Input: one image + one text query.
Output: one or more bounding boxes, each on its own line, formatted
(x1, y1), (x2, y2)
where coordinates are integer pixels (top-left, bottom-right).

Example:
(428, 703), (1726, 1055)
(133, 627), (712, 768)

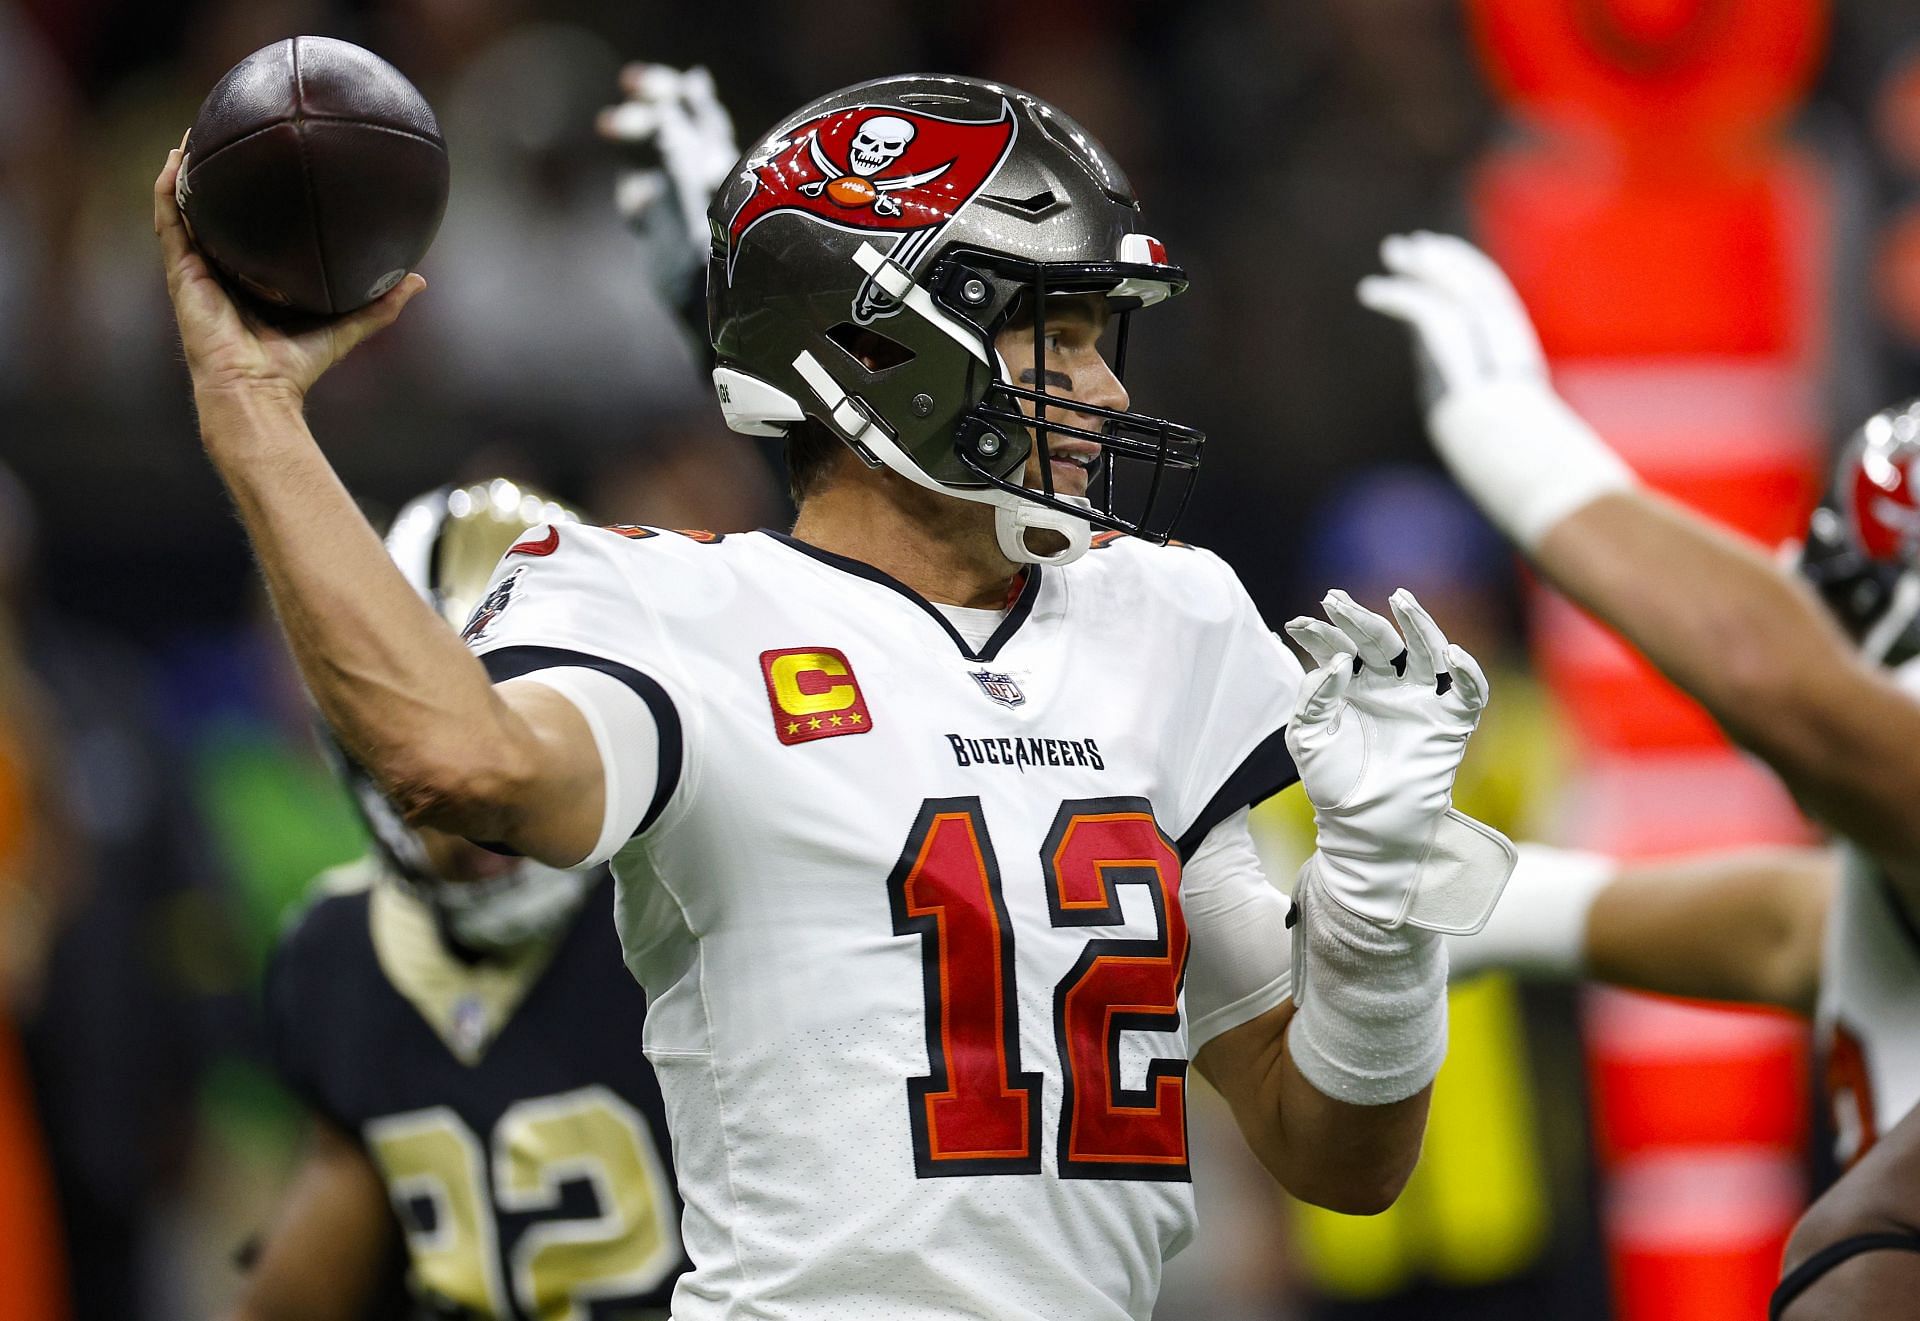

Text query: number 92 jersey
(467, 526), (1305, 1321)
(266, 869), (686, 1319)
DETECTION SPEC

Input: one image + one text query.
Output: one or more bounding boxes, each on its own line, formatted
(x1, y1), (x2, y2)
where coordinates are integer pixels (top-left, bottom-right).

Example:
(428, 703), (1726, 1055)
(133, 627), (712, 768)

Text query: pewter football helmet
(708, 74), (1200, 565)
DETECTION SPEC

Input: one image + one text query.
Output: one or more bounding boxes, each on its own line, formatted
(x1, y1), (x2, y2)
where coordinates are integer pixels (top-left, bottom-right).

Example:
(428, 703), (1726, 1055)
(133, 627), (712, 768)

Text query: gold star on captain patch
(829, 714), (843, 727)
(786, 722), (801, 735)
(848, 712), (864, 724)
(808, 717), (823, 730)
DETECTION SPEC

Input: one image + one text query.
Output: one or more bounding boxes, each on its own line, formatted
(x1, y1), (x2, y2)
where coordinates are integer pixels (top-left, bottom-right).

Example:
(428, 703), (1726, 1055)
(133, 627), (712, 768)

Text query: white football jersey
(466, 524), (1304, 1321)
(1815, 657), (1920, 1168)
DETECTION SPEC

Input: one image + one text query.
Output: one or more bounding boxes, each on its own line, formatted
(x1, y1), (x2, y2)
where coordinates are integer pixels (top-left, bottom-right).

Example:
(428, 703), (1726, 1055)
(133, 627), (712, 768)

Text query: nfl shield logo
(451, 995), (489, 1057)
(970, 669), (1025, 708)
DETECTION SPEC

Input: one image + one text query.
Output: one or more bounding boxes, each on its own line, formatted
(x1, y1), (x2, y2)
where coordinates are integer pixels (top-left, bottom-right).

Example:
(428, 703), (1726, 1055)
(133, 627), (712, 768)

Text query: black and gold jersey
(266, 866), (685, 1320)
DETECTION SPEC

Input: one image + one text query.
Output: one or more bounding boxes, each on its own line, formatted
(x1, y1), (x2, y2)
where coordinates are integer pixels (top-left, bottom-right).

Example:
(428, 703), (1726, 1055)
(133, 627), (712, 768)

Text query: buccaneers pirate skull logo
(725, 101), (1017, 316)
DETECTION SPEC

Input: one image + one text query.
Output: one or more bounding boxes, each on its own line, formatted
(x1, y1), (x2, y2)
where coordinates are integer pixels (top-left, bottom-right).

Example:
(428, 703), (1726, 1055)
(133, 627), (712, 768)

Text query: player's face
(994, 295), (1129, 500)
(417, 825), (520, 884)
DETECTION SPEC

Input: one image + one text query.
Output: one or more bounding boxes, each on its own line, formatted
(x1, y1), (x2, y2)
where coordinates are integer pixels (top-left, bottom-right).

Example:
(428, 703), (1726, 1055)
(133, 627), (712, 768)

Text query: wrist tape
(1429, 380), (1636, 550)
(1286, 858), (1448, 1107)
(1444, 843), (1615, 982)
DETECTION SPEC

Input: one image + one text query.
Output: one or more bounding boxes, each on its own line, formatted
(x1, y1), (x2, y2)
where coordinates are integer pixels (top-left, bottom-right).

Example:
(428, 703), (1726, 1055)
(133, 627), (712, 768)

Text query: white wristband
(1429, 380), (1637, 550)
(1444, 843), (1616, 981)
(1286, 860), (1448, 1107)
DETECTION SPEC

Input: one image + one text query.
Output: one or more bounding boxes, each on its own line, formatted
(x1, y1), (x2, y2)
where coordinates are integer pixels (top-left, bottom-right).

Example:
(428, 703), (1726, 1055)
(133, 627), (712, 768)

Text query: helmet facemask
(781, 238), (1202, 566)
(934, 248), (1203, 561)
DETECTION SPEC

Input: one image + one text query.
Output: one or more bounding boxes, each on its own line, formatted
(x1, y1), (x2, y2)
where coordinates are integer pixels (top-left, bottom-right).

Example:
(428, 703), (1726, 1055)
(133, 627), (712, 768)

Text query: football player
(158, 77), (1517, 1321)
(1362, 233), (1920, 1321)
(228, 481), (687, 1321)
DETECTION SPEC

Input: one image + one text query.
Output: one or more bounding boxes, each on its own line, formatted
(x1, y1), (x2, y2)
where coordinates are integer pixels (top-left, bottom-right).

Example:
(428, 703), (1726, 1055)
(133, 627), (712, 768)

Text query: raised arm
(1360, 232), (1920, 891)
(153, 146), (604, 865)
(1538, 492), (1920, 868)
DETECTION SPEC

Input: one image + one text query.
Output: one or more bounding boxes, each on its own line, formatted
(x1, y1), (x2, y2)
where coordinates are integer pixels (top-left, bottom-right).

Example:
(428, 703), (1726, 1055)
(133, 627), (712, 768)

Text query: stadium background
(2, 0), (1917, 1315)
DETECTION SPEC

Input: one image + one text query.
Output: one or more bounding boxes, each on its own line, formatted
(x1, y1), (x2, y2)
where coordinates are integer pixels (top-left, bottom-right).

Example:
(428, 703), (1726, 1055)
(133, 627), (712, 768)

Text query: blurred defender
(159, 75), (1518, 1320)
(1363, 234), (1920, 1321)
(229, 482), (686, 1321)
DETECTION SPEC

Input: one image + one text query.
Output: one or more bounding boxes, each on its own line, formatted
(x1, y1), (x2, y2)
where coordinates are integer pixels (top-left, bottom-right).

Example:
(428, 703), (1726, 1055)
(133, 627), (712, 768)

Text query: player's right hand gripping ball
(1285, 590), (1516, 933)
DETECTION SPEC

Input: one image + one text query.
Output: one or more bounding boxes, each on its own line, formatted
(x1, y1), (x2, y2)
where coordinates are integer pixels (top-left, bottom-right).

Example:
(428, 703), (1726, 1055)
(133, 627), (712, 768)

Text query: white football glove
(1357, 231), (1635, 548)
(598, 63), (738, 309)
(1285, 588), (1516, 934)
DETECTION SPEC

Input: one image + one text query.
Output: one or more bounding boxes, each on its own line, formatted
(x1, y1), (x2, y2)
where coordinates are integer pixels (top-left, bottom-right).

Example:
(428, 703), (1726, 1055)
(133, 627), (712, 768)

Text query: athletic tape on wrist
(1443, 843), (1615, 981)
(1429, 380), (1636, 550)
(1286, 859), (1448, 1107)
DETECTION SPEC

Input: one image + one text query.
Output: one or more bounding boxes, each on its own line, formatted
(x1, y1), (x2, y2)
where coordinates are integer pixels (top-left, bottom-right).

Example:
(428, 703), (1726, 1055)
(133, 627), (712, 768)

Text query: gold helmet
(384, 478), (583, 632)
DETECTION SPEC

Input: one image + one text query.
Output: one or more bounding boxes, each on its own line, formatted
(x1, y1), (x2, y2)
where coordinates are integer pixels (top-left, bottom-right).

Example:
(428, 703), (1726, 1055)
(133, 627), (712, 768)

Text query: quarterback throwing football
(157, 76), (1512, 1321)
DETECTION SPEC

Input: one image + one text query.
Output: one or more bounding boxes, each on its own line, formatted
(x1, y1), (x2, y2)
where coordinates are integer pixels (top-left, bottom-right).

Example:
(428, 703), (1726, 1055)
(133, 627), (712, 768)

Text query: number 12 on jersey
(887, 795), (1191, 1182)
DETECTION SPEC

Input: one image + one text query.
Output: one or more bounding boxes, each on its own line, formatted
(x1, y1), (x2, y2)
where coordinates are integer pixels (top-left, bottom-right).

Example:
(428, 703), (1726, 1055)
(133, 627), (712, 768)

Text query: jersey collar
(760, 530), (1045, 663)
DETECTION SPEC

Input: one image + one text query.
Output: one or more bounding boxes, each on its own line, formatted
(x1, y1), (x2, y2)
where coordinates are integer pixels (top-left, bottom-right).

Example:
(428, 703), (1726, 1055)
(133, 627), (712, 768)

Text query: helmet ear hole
(825, 323), (916, 374)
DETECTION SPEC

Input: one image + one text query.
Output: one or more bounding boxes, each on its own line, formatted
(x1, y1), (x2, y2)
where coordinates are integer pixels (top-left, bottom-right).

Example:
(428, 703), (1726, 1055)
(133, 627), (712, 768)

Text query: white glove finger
(1291, 656), (1355, 733)
(1386, 588), (1445, 687)
(1321, 589), (1406, 674)
(1409, 231), (1544, 377)
(1356, 275), (1481, 401)
(1378, 231), (1423, 277)
(1285, 617), (1352, 671)
(1444, 642), (1491, 713)
(625, 62), (684, 101)
(601, 99), (666, 144)
(616, 61), (656, 98)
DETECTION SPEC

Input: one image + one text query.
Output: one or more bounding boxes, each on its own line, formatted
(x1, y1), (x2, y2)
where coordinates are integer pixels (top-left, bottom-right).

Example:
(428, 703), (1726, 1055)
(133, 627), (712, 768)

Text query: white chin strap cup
(995, 497), (1091, 566)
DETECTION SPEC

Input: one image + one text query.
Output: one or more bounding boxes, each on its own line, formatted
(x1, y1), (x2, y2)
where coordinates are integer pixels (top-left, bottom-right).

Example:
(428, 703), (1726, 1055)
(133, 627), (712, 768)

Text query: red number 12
(887, 796), (1190, 1181)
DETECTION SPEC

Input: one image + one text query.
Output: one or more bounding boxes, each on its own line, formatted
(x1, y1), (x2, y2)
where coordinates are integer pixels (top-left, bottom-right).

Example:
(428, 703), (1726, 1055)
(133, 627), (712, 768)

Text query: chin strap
(994, 497), (1091, 565)
(790, 344), (1092, 568)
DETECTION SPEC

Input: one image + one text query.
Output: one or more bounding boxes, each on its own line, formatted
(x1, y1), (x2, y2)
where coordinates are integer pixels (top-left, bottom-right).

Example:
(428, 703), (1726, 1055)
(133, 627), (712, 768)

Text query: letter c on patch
(769, 651), (856, 715)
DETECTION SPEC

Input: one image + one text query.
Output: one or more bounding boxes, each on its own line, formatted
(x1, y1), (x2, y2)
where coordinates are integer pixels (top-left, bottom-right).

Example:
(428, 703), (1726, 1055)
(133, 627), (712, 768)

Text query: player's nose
(1076, 354), (1130, 417)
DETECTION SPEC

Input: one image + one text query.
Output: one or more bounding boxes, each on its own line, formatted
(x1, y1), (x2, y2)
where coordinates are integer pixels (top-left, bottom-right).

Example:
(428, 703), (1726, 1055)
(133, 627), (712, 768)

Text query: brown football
(177, 37), (449, 317)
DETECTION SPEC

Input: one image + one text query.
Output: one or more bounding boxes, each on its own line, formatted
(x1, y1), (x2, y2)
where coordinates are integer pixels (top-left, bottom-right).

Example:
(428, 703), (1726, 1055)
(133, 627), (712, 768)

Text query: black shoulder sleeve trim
(1177, 727), (1298, 861)
(480, 645), (684, 837)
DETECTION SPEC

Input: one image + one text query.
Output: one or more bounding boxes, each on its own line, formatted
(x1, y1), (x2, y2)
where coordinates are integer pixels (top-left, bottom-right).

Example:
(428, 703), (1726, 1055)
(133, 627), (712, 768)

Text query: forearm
(1587, 847), (1833, 1012)
(1199, 1002), (1428, 1215)
(195, 387), (524, 837)
(1535, 491), (1920, 864)
(1536, 490), (1848, 736)
(1198, 866), (1446, 1215)
(1449, 842), (1831, 1011)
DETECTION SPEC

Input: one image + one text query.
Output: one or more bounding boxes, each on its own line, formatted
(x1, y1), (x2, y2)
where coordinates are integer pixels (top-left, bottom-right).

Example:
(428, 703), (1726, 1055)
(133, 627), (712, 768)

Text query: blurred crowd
(9, 0), (1920, 1317)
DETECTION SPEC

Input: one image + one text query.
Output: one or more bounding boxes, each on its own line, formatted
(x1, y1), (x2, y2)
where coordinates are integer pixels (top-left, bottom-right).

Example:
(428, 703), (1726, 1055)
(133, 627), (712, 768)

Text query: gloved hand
(1285, 588), (1515, 933)
(597, 63), (738, 317)
(1357, 231), (1635, 548)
